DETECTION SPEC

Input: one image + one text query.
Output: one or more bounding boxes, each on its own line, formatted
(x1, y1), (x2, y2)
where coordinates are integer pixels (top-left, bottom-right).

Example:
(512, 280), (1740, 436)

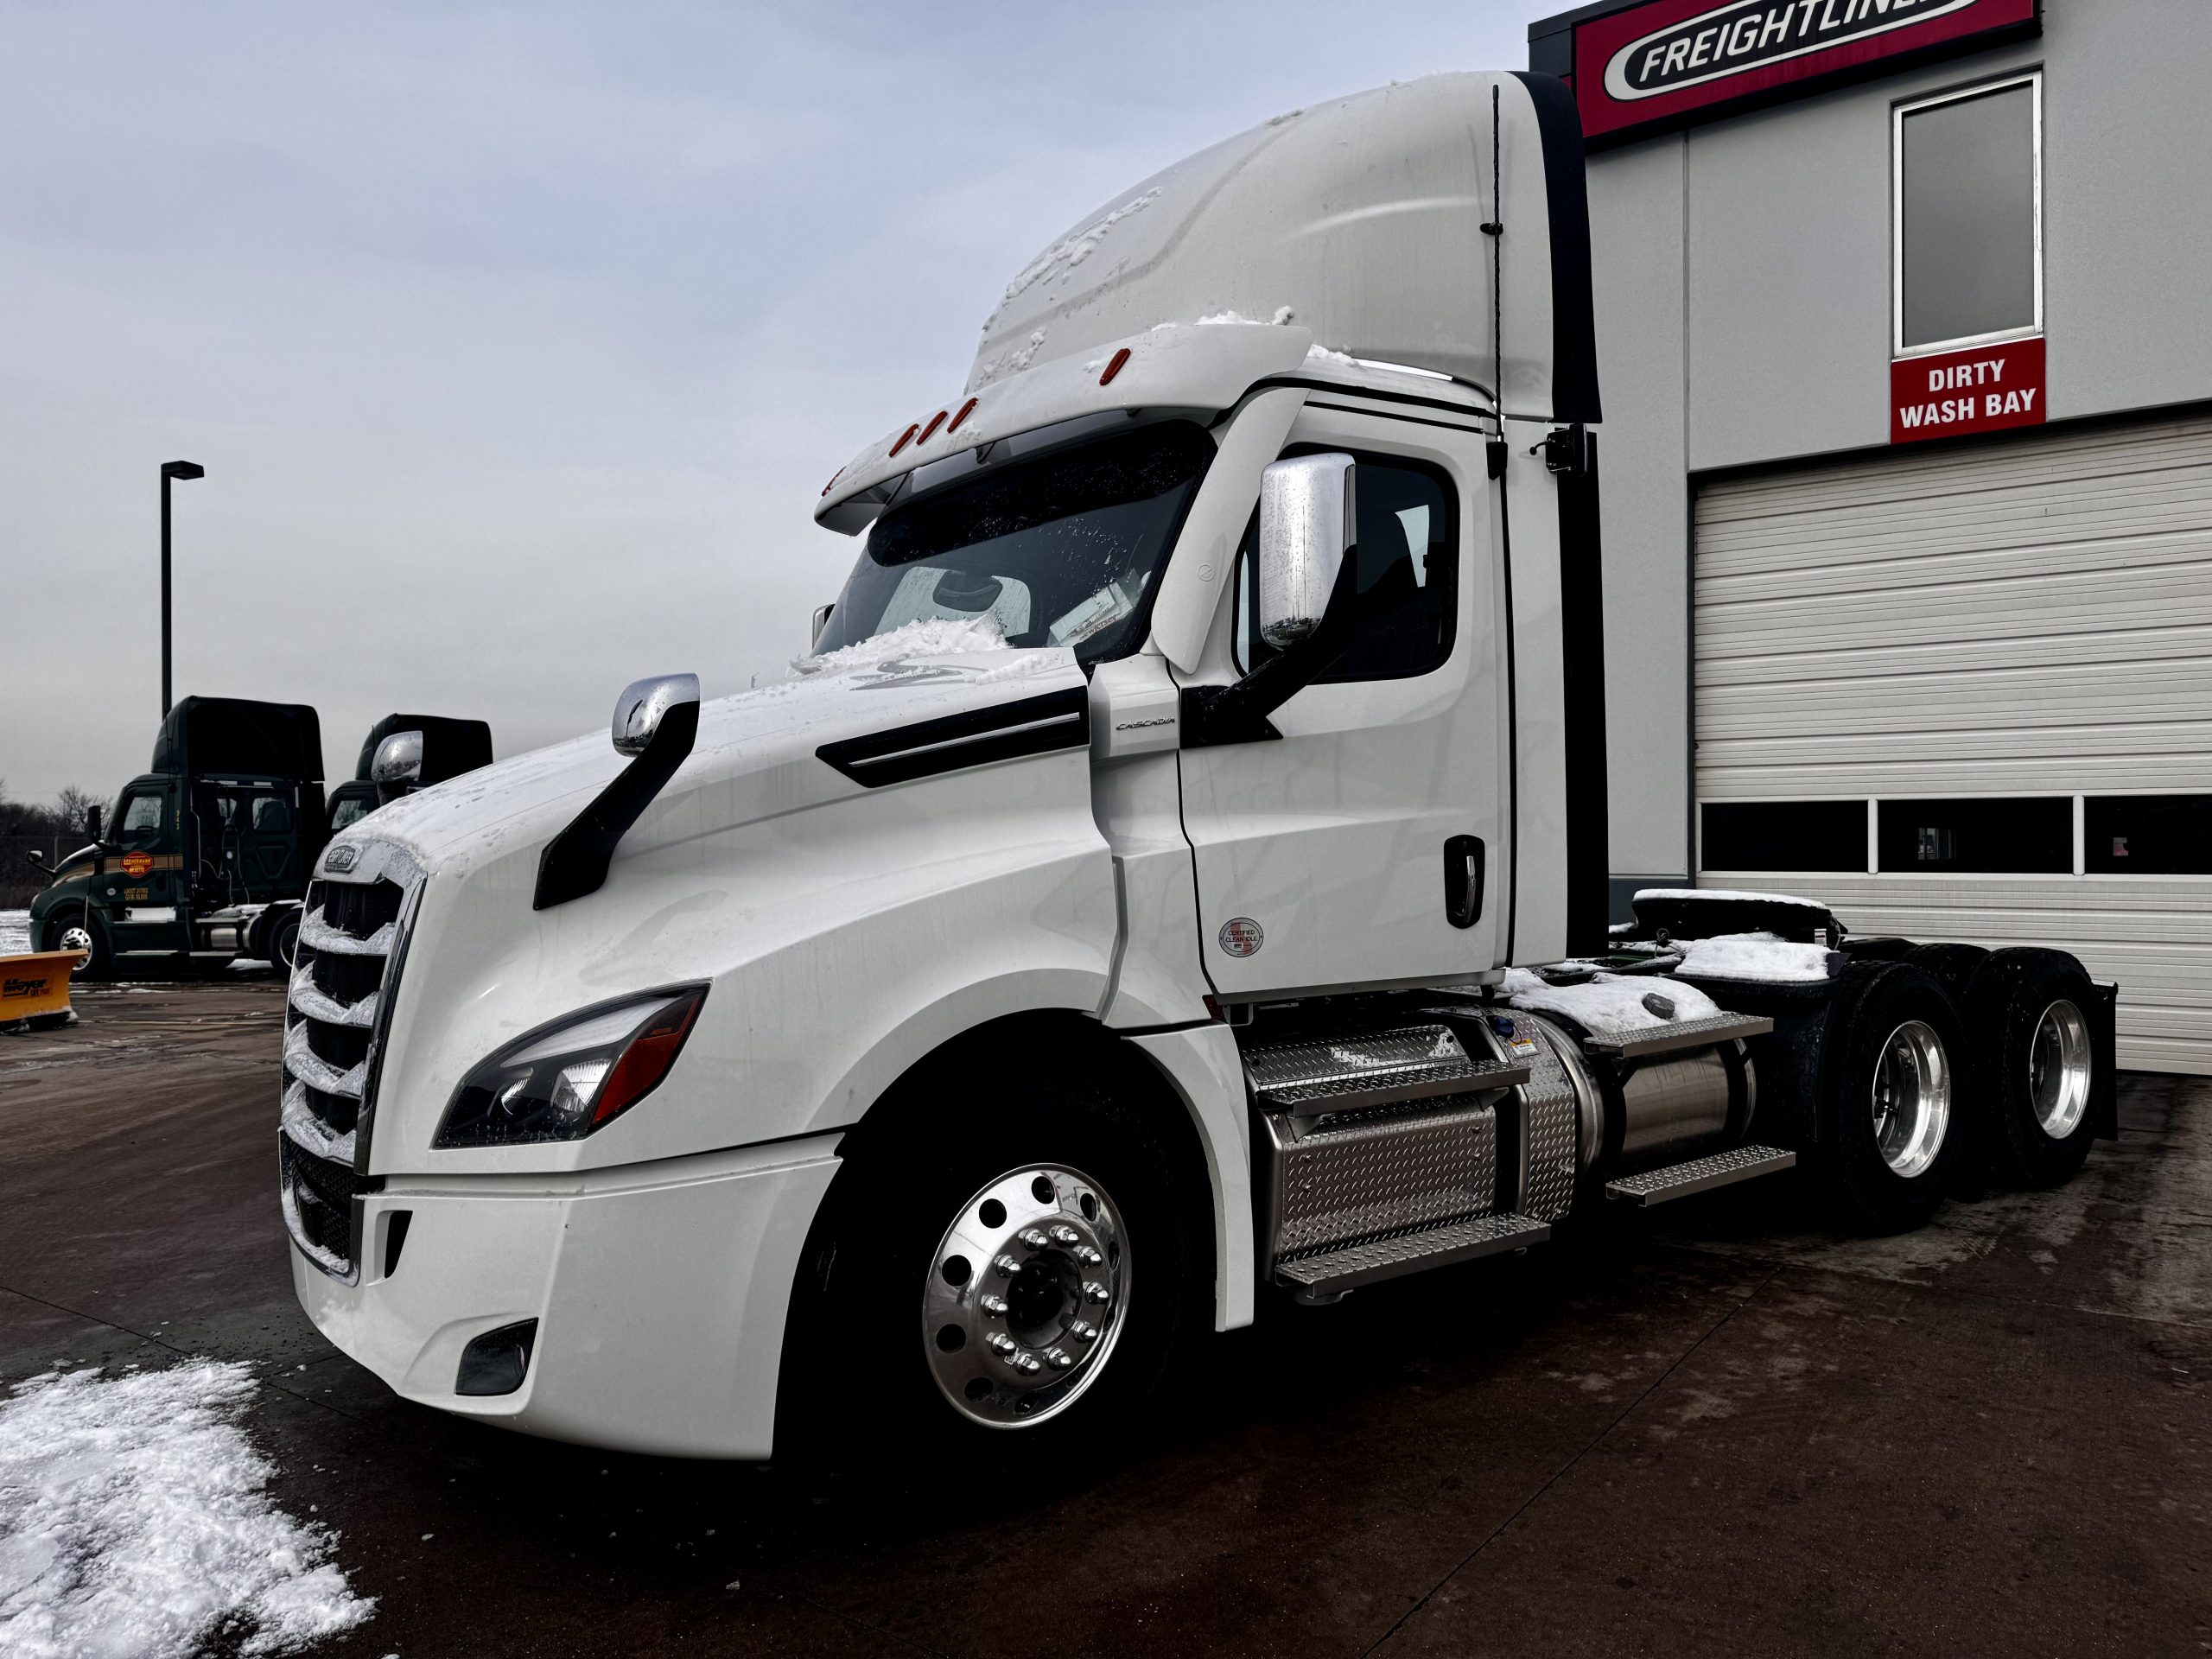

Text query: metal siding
(1694, 412), (2212, 1075)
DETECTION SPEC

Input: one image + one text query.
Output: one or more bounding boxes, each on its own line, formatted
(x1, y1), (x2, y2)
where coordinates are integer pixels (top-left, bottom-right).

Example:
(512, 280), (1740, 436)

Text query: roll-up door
(1694, 411), (2212, 1076)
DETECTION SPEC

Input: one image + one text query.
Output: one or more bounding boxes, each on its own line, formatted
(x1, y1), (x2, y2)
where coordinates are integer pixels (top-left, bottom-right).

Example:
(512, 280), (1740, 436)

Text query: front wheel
(44, 906), (111, 981)
(1815, 963), (1968, 1233)
(782, 1071), (1205, 1464)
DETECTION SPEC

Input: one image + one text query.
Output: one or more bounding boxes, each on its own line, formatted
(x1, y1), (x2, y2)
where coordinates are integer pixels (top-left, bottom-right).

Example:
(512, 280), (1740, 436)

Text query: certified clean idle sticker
(1217, 917), (1264, 958)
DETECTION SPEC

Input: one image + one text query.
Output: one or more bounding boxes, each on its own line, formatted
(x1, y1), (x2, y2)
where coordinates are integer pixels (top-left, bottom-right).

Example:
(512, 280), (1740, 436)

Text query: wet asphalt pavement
(3, 976), (2208, 1656)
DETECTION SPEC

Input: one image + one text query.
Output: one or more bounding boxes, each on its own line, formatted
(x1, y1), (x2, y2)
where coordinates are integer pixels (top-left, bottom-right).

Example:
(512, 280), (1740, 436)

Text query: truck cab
(327, 715), (495, 834)
(283, 72), (2116, 1462)
(31, 696), (325, 976)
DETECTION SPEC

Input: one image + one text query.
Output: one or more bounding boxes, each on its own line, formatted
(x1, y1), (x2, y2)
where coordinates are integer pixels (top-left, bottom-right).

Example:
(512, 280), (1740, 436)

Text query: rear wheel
(44, 906), (111, 981)
(1815, 963), (1967, 1233)
(781, 1067), (1206, 1465)
(1967, 949), (2100, 1190)
(268, 909), (302, 972)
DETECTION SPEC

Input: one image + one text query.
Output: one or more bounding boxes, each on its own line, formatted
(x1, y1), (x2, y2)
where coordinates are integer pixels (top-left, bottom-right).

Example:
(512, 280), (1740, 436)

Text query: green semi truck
(26, 699), (490, 978)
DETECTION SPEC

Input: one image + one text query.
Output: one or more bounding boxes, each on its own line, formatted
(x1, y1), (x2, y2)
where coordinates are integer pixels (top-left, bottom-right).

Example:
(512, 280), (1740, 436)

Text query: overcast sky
(1, 1), (1539, 804)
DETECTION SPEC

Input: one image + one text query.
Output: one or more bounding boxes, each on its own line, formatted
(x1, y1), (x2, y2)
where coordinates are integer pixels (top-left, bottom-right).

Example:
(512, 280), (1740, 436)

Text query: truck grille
(279, 839), (423, 1280)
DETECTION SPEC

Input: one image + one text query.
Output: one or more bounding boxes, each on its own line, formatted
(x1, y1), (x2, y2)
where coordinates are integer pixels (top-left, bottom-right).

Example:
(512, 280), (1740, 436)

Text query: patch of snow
(1502, 967), (1721, 1036)
(0, 1361), (375, 1658)
(1674, 931), (1837, 983)
(0, 911), (30, 956)
(1196, 307), (1296, 327)
(1635, 887), (1828, 910)
(971, 326), (1050, 389)
(1305, 343), (1357, 369)
(789, 613), (1011, 678)
(999, 187), (1162, 308)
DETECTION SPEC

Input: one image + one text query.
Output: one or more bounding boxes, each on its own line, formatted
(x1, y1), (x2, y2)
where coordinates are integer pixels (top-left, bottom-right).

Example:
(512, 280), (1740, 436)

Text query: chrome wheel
(56, 924), (94, 967)
(2029, 999), (2092, 1140)
(1870, 1019), (1950, 1179)
(921, 1165), (1128, 1429)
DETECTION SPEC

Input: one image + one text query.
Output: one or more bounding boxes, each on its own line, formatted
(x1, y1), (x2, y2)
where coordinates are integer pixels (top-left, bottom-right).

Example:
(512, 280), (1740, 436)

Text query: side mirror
(85, 804), (103, 845)
(26, 849), (45, 871)
(612, 673), (701, 757)
(810, 603), (836, 649)
(1256, 454), (1355, 649)
(371, 730), (425, 798)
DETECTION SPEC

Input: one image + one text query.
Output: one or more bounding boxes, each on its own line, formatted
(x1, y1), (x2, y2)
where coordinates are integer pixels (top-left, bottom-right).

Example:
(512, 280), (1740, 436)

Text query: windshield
(815, 419), (1215, 665)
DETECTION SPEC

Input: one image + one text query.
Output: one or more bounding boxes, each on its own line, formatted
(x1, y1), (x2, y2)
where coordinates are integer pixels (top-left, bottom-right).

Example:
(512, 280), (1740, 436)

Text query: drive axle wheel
(1967, 948), (2101, 1190)
(1817, 962), (1967, 1233)
(922, 1165), (1129, 1427)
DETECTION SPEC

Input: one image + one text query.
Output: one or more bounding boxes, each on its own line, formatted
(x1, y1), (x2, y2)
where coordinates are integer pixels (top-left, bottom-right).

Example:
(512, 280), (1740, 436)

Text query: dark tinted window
(118, 792), (164, 842)
(1877, 797), (2070, 874)
(2085, 794), (2212, 874)
(251, 796), (292, 833)
(1238, 456), (1457, 683)
(818, 420), (1214, 666)
(1701, 800), (1866, 873)
(1899, 80), (2037, 350)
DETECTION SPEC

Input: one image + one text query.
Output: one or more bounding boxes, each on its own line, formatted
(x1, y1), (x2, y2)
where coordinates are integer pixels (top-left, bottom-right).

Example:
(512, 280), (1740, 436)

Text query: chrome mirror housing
(612, 673), (702, 758)
(371, 730), (425, 789)
(1256, 453), (1355, 649)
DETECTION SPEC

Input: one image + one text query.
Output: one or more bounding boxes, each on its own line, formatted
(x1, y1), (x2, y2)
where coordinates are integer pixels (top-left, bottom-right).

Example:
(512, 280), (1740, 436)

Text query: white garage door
(1695, 410), (2212, 1076)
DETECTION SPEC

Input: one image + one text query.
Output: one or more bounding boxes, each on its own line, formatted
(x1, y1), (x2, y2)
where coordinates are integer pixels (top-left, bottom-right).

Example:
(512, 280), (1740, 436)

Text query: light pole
(160, 461), (204, 715)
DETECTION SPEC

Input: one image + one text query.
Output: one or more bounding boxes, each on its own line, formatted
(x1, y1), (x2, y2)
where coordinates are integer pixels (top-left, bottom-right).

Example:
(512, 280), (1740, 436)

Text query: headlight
(434, 986), (707, 1148)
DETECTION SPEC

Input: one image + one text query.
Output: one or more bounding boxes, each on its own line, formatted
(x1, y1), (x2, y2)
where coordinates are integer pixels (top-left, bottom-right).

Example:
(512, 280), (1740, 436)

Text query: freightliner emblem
(1605, 0), (1980, 103)
(324, 843), (359, 874)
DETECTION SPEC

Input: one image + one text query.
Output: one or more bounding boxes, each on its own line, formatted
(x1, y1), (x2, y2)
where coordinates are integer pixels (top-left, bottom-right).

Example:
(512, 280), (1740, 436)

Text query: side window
(251, 795), (292, 834)
(119, 791), (164, 844)
(1237, 455), (1458, 683)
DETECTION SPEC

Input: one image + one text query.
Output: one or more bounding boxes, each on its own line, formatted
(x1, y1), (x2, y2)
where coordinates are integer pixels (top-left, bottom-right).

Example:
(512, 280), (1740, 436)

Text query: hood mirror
(1256, 453), (1355, 649)
(612, 673), (701, 757)
(372, 729), (426, 798)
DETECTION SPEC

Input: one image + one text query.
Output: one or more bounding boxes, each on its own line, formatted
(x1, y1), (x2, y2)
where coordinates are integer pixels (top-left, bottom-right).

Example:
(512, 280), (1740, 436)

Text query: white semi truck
(282, 72), (2117, 1459)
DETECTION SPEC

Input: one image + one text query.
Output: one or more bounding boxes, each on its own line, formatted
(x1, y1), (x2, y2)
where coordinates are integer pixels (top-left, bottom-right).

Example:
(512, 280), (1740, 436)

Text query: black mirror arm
(1182, 553), (1361, 748)
(533, 700), (700, 910)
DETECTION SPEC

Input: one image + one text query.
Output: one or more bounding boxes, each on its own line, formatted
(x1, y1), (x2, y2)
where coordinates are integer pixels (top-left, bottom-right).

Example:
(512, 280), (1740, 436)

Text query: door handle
(1444, 835), (1484, 929)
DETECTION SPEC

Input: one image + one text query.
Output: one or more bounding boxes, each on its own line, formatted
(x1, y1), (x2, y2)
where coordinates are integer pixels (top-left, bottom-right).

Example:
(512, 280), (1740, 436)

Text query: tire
(780, 1063), (1207, 1467)
(269, 909), (302, 972)
(43, 906), (112, 981)
(1966, 948), (2100, 1190)
(1814, 962), (1968, 1233)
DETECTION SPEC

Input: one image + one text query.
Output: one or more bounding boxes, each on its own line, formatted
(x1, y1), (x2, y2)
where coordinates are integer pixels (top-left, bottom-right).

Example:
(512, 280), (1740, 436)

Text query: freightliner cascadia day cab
(283, 73), (2119, 1459)
(29, 703), (493, 978)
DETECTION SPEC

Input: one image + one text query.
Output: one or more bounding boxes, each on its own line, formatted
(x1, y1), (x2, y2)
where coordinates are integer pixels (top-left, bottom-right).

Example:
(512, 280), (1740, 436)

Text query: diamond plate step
(1580, 1012), (1773, 1058)
(1243, 1024), (1529, 1113)
(1605, 1144), (1796, 1207)
(1274, 1212), (1550, 1301)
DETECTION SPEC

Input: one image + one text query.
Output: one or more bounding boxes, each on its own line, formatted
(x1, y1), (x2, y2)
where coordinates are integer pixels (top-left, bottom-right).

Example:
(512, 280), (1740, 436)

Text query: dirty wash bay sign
(1891, 336), (2044, 443)
(1572, 0), (2041, 146)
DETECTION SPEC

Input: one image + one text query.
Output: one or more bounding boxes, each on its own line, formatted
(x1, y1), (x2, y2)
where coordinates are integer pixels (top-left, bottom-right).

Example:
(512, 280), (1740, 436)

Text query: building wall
(1580, 0), (2212, 893)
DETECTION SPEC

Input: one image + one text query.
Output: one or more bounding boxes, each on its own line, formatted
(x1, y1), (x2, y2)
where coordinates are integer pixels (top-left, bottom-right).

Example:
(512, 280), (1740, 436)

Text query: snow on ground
(0, 912), (28, 956)
(1502, 966), (1721, 1035)
(1673, 931), (1837, 983)
(790, 613), (1009, 677)
(0, 1361), (374, 1658)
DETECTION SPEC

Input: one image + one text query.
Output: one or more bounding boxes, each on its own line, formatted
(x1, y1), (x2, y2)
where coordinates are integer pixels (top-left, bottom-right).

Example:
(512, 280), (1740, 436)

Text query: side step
(1605, 1145), (1796, 1207)
(1274, 1213), (1550, 1302)
(1580, 1012), (1772, 1059)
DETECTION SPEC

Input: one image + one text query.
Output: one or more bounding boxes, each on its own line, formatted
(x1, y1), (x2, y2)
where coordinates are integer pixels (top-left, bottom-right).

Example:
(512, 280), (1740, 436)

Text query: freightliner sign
(1565, 0), (2041, 146)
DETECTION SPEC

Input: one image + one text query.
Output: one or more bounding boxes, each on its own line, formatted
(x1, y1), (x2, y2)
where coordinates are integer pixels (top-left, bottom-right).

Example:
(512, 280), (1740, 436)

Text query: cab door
(105, 776), (185, 947)
(1174, 410), (1506, 998)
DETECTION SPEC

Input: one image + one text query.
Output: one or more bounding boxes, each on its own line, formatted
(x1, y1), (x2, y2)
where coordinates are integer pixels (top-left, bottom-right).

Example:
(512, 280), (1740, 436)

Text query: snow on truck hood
(331, 623), (1072, 880)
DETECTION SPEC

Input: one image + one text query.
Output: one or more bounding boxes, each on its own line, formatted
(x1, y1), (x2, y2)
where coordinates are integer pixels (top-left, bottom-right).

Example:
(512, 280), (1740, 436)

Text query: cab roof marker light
(887, 423), (920, 458)
(946, 397), (979, 434)
(1099, 347), (1132, 385)
(820, 467), (845, 499)
(916, 410), (949, 444)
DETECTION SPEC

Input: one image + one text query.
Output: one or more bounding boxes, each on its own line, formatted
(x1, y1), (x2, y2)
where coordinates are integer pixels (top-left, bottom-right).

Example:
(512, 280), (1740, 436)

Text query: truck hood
(331, 633), (1086, 887)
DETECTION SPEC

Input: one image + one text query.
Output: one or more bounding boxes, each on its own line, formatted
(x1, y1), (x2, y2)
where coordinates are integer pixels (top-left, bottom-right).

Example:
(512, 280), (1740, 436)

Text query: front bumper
(292, 1135), (842, 1459)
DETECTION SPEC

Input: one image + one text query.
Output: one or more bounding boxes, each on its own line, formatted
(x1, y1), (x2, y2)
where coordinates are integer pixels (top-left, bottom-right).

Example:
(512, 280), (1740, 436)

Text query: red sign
(1891, 336), (2044, 444)
(1571, 0), (2041, 146)
(121, 851), (154, 878)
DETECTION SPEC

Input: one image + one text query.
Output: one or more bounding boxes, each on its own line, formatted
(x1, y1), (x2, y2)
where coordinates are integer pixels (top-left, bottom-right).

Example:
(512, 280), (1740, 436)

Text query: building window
(1700, 801), (1866, 874)
(1894, 74), (2042, 355)
(1876, 797), (2070, 874)
(2084, 795), (2212, 875)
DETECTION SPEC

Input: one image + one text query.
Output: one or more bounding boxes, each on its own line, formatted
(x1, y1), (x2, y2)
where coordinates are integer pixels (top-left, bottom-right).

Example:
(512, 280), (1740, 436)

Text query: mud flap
(2088, 981), (2120, 1140)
